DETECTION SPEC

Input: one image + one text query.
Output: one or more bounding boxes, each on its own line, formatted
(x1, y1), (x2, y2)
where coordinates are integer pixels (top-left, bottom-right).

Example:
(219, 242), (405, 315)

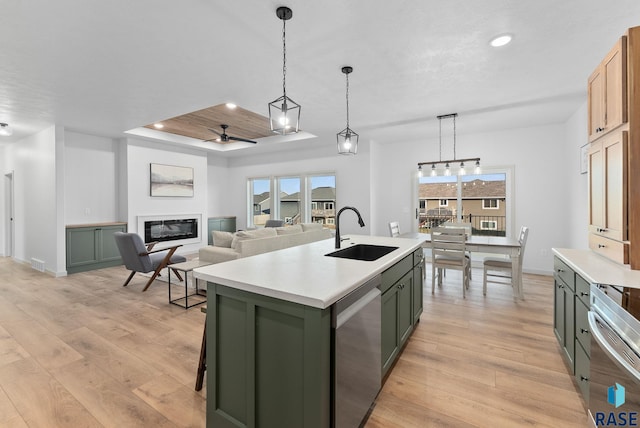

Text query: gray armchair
(264, 219), (285, 228)
(114, 232), (187, 291)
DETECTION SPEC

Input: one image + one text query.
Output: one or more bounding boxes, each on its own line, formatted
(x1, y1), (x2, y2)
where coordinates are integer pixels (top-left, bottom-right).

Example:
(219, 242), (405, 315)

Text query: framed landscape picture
(150, 163), (194, 197)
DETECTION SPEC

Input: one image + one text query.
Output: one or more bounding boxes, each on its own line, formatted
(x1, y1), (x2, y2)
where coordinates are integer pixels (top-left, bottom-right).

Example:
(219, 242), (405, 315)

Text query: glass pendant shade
(474, 160), (481, 174)
(269, 95), (301, 135)
(337, 127), (358, 155)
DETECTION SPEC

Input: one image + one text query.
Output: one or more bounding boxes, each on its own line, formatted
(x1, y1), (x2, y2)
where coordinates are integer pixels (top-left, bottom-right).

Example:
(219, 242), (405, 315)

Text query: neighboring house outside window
(483, 198), (499, 209)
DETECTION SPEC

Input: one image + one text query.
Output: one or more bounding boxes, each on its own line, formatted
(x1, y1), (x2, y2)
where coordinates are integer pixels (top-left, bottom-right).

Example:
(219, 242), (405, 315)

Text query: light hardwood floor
(0, 257), (588, 427)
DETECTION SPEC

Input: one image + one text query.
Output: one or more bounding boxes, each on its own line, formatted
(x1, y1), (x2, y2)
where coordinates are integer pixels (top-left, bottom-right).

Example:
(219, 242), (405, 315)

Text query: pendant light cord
(438, 117), (442, 162)
(345, 72), (350, 128)
(453, 114), (456, 159)
(282, 18), (287, 98)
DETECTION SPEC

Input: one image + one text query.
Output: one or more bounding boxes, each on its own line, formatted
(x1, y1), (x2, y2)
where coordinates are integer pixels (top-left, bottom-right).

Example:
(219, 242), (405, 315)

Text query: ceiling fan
(205, 124), (258, 144)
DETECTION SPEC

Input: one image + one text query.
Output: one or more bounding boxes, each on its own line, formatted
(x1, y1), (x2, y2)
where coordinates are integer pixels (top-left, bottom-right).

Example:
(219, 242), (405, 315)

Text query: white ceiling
(1, 1), (639, 155)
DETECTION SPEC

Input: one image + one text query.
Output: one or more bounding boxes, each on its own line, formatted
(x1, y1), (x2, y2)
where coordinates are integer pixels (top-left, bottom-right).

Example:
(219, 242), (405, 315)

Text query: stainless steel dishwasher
(332, 275), (382, 428)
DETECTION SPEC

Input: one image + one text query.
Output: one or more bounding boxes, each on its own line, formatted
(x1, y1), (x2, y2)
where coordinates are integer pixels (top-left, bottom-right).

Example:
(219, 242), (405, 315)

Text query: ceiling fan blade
(203, 137), (220, 142)
(229, 136), (258, 144)
(207, 128), (223, 137)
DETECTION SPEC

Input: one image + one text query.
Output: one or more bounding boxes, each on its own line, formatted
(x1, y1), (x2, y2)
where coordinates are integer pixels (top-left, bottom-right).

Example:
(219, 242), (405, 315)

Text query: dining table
(399, 232), (524, 300)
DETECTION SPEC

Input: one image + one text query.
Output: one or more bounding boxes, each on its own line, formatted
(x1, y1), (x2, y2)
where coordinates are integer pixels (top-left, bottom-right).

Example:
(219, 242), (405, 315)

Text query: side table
(167, 260), (210, 309)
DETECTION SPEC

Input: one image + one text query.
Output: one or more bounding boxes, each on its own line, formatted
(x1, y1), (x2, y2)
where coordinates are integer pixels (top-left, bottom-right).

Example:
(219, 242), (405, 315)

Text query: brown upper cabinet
(588, 37), (627, 142)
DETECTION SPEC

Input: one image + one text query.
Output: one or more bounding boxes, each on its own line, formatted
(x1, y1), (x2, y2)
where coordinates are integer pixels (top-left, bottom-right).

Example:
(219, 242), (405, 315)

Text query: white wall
(1, 126), (60, 274)
(370, 122), (574, 275)
(64, 131), (120, 224)
(221, 139), (371, 235)
(126, 138), (208, 254)
(564, 101), (590, 249)
(206, 154), (231, 217)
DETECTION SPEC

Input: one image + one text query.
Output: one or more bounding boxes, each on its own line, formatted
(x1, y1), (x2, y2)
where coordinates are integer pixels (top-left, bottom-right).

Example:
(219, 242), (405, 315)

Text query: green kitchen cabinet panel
(381, 270), (413, 378)
(412, 249), (424, 324)
(66, 223), (127, 274)
(207, 283), (331, 428)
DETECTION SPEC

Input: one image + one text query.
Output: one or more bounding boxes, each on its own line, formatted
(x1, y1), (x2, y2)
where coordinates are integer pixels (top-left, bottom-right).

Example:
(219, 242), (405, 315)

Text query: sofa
(199, 223), (333, 265)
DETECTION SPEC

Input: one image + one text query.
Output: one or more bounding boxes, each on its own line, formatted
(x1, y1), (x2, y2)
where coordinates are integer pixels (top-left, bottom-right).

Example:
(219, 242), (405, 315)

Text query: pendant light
(417, 113), (480, 176)
(337, 66), (358, 155)
(268, 6), (300, 135)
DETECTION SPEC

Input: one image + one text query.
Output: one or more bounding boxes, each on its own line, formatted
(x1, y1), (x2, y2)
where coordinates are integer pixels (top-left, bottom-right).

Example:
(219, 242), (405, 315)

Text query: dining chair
(441, 221), (473, 279)
(113, 232), (186, 291)
(388, 221), (400, 237)
(431, 226), (470, 297)
(482, 226), (529, 297)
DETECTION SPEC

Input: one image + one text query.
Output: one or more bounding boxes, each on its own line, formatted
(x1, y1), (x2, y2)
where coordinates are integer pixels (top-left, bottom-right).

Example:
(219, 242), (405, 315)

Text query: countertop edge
(195, 236), (424, 309)
(552, 247), (640, 288)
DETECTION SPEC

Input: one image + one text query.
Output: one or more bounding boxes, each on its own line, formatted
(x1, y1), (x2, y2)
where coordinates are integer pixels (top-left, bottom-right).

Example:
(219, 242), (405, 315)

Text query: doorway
(4, 172), (14, 257)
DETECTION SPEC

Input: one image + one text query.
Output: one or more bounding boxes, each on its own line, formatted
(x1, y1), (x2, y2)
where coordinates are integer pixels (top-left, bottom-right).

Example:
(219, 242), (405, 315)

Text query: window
(278, 176), (301, 224)
(248, 173), (336, 228)
(481, 220), (497, 230)
(483, 199), (499, 209)
(248, 178), (271, 227)
(417, 170), (510, 237)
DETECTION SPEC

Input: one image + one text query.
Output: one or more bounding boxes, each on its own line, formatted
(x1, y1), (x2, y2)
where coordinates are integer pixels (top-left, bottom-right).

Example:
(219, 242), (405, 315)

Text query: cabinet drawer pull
(581, 328), (589, 334)
(557, 268), (565, 273)
(558, 284), (564, 289)
(580, 292), (589, 297)
(580, 376), (589, 382)
(598, 244), (606, 249)
(596, 127), (604, 132)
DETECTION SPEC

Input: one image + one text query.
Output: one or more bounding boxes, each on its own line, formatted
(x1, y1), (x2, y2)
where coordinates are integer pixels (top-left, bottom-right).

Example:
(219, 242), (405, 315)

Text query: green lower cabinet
(381, 270), (413, 378)
(207, 284), (331, 428)
(553, 276), (575, 372)
(412, 257), (424, 324)
(575, 293), (591, 405)
(575, 341), (590, 404)
(66, 223), (127, 274)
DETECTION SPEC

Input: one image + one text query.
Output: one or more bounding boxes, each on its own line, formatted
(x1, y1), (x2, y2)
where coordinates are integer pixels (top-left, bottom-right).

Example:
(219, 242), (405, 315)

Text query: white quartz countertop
(553, 248), (640, 288)
(193, 234), (424, 309)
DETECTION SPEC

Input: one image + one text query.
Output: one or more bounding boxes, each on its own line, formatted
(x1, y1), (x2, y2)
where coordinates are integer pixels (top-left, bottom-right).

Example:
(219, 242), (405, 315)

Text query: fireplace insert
(144, 218), (198, 243)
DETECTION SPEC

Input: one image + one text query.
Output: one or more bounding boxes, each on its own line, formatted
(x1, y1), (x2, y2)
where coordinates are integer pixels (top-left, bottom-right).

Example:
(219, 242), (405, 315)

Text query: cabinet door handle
(580, 292), (589, 297)
(596, 127), (604, 132)
(557, 268), (565, 273)
(558, 283), (564, 289)
(580, 376), (589, 382)
(581, 328), (589, 334)
(598, 244), (606, 249)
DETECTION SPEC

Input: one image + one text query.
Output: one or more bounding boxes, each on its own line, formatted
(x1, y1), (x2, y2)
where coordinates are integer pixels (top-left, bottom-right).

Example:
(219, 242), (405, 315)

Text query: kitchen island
(194, 234), (425, 428)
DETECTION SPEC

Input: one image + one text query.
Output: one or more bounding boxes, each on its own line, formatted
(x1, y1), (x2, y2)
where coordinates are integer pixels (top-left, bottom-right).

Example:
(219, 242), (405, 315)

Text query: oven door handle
(589, 311), (640, 383)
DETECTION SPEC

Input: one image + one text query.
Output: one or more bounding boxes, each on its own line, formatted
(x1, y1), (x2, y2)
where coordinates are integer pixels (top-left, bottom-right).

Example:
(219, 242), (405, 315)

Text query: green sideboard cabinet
(206, 248), (424, 427)
(66, 222), (127, 274)
(207, 216), (236, 245)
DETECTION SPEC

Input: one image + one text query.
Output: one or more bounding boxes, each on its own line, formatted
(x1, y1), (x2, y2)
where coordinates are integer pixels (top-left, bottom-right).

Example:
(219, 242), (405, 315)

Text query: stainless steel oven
(589, 284), (640, 426)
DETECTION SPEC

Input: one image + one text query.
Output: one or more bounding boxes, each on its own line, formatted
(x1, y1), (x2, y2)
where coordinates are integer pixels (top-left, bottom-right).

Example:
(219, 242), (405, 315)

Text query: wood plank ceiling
(144, 104), (273, 144)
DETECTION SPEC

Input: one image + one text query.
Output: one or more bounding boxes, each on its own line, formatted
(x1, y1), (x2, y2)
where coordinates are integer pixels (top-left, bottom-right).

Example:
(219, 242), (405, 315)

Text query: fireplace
(137, 214), (202, 245)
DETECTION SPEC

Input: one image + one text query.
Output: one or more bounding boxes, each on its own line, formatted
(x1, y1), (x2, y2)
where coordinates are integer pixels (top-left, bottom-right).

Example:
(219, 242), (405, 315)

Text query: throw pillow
(212, 231), (234, 248)
(275, 224), (303, 235)
(301, 222), (323, 232)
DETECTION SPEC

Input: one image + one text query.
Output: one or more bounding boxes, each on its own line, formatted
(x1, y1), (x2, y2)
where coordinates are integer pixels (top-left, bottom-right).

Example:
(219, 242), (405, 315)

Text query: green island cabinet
(65, 222), (127, 274)
(206, 249), (424, 428)
(207, 216), (236, 245)
(553, 256), (590, 405)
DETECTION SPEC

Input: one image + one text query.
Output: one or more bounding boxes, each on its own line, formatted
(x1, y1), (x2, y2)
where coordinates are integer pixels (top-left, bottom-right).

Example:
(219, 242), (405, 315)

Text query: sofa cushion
(301, 222), (323, 231)
(276, 224), (303, 235)
(212, 231), (234, 248)
(232, 227), (278, 249)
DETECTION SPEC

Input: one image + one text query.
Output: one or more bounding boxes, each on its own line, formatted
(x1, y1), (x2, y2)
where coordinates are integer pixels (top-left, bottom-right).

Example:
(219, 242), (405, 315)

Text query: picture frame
(580, 143), (589, 175)
(150, 163), (194, 197)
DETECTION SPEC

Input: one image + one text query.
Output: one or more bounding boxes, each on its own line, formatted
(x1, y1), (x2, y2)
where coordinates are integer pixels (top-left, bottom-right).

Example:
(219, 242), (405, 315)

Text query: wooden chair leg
(123, 271), (136, 287)
(171, 268), (184, 282)
(142, 268), (162, 292)
(195, 319), (207, 391)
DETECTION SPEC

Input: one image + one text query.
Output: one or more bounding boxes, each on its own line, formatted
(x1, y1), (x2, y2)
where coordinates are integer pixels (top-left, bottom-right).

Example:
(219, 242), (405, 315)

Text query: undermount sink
(325, 244), (399, 261)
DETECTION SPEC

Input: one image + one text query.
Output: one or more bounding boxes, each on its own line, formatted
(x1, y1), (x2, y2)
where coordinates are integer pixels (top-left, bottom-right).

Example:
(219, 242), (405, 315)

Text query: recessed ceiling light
(153, 123), (164, 129)
(226, 103), (237, 109)
(490, 34), (512, 47)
